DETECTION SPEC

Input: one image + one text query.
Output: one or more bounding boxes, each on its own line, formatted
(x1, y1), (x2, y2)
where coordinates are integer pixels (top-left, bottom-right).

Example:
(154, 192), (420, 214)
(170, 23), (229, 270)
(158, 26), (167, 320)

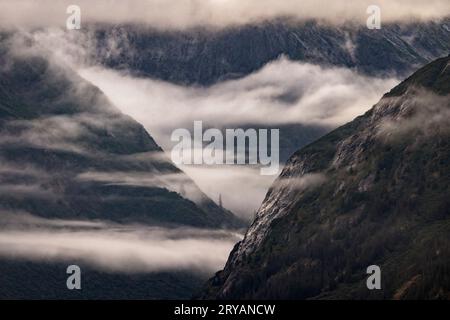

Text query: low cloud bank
(78, 59), (397, 218)
(0, 213), (242, 273)
(79, 58), (399, 151)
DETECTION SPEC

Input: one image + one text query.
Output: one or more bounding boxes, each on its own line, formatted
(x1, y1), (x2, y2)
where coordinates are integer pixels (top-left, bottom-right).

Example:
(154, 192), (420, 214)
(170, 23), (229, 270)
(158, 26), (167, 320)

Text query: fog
(0, 212), (242, 273)
(180, 165), (277, 218)
(2, 30), (400, 218)
(78, 59), (398, 217)
(79, 59), (398, 148)
(4, 30), (400, 217)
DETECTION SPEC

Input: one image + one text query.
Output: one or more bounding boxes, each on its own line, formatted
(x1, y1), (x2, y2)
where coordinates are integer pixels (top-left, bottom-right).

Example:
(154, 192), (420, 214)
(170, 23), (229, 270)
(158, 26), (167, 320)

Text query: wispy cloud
(272, 173), (327, 191)
(375, 87), (450, 140)
(0, 115), (94, 155)
(77, 170), (207, 204)
(0, 162), (57, 199)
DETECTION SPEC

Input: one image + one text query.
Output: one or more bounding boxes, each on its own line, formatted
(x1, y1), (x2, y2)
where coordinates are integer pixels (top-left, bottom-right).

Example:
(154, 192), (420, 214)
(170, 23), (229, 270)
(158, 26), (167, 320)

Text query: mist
(78, 59), (399, 148)
(0, 212), (242, 273)
(376, 87), (450, 140)
(2, 30), (400, 218)
(77, 59), (398, 217)
(77, 169), (209, 205)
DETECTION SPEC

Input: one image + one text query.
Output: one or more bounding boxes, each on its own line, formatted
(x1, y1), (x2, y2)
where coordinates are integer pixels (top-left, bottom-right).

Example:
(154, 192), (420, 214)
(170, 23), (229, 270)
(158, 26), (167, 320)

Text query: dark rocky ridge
(200, 55), (450, 299)
(91, 19), (450, 85)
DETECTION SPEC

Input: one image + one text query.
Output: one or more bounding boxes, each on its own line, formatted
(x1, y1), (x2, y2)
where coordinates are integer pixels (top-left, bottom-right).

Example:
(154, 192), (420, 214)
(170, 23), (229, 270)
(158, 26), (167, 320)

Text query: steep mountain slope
(92, 19), (450, 85)
(201, 55), (450, 299)
(0, 34), (242, 229)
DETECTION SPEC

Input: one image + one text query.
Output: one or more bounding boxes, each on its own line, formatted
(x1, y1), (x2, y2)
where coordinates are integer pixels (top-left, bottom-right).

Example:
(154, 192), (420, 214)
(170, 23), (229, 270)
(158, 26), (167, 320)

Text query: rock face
(0, 34), (243, 229)
(200, 55), (450, 299)
(92, 19), (450, 85)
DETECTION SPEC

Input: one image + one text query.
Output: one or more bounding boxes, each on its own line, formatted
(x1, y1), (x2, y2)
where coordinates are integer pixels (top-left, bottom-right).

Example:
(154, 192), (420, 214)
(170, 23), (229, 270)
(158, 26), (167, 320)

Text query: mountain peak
(386, 54), (450, 97)
(0, 38), (243, 229)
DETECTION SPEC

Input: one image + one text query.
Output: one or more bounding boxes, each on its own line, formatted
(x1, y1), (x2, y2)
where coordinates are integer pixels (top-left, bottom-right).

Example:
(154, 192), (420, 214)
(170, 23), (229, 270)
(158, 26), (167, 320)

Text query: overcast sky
(1, 0), (449, 29)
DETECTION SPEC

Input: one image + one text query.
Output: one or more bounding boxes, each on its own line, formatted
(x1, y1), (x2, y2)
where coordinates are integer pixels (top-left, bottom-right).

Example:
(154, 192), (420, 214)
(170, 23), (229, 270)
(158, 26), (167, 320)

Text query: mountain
(0, 33), (243, 229)
(0, 33), (244, 299)
(200, 55), (450, 299)
(91, 19), (450, 85)
(84, 18), (450, 163)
